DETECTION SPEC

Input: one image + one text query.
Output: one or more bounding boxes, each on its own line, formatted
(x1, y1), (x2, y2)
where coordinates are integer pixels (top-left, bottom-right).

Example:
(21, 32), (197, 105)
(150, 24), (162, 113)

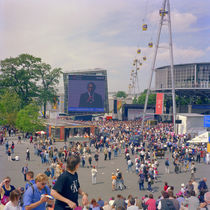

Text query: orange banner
(207, 143), (210, 153)
(117, 101), (122, 110)
(155, 93), (164, 114)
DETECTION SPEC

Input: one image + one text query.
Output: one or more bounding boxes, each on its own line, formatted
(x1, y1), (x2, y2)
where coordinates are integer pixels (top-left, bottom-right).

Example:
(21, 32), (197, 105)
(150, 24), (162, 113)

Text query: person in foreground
(51, 155), (88, 210)
(22, 173), (53, 210)
(4, 189), (21, 210)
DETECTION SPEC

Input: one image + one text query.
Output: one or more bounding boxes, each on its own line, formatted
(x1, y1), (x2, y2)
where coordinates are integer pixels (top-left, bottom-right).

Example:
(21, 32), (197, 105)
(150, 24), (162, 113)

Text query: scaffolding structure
(129, 59), (142, 96)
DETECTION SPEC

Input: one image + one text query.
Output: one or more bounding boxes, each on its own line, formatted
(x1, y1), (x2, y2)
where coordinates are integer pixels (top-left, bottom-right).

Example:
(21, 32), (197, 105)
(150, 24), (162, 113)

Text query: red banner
(155, 93), (164, 114)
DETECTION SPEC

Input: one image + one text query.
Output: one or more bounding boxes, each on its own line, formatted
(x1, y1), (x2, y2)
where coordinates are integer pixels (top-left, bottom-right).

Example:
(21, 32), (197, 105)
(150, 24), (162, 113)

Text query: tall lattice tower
(141, 0), (176, 130)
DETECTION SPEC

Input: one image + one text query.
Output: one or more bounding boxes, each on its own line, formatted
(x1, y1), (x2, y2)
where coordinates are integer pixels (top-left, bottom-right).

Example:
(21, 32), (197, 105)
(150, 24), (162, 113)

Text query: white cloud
(100, 30), (121, 37)
(171, 11), (197, 32)
(0, 0), (209, 92)
(153, 43), (205, 66)
(148, 10), (197, 33)
(174, 47), (204, 61)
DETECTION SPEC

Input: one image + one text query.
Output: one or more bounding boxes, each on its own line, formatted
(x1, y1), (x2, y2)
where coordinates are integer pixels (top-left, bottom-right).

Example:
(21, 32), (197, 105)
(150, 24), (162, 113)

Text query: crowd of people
(0, 120), (210, 210)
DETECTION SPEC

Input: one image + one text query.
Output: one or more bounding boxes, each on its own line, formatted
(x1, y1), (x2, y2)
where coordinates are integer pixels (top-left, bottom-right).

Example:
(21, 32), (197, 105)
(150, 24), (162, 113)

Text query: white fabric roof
(187, 132), (209, 143)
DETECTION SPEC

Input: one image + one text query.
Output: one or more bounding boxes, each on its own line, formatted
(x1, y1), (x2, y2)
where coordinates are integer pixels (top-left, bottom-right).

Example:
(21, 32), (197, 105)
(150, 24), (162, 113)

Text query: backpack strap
(29, 181), (33, 187)
(44, 186), (48, 194)
(30, 184), (35, 195)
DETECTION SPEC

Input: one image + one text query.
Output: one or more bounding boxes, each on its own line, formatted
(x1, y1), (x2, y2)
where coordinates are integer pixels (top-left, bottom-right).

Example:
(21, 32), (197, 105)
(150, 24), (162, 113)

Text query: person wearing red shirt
(164, 182), (169, 191)
(145, 194), (156, 210)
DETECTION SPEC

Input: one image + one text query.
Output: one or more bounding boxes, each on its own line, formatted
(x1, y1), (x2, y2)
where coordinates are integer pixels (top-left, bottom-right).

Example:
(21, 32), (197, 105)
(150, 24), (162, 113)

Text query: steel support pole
(167, 0), (176, 131)
(141, 0), (166, 130)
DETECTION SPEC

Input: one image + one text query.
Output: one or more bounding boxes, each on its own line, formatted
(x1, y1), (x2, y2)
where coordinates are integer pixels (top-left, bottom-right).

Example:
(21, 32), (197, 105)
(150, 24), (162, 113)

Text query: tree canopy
(0, 90), (21, 126)
(35, 63), (62, 118)
(116, 91), (127, 98)
(133, 96), (138, 104)
(0, 54), (41, 107)
(175, 94), (210, 105)
(0, 54), (62, 118)
(0, 53), (62, 132)
(15, 104), (44, 133)
(135, 89), (156, 105)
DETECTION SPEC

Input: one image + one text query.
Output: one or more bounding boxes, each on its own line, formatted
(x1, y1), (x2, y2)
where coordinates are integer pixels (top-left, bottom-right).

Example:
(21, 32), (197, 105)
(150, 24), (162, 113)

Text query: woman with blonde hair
(0, 176), (15, 206)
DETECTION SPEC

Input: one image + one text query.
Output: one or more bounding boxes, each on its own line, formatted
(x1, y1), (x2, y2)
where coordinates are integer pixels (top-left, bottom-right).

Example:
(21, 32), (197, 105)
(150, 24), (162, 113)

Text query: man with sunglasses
(22, 173), (53, 210)
(51, 155), (88, 210)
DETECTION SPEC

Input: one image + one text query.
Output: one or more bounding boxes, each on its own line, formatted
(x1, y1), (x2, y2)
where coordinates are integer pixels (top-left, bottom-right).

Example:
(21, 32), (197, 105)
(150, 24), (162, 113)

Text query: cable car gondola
(148, 42), (153, 48)
(142, 24), (148, 31)
(137, 49), (141, 54)
(159, 8), (168, 16)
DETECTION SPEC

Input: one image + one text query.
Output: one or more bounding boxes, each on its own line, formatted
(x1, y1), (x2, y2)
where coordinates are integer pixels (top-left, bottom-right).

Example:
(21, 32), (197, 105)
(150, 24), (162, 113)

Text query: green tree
(133, 96), (138, 104)
(16, 104), (44, 133)
(137, 89), (156, 105)
(116, 91), (127, 98)
(35, 63), (62, 118)
(175, 95), (189, 105)
(0, 90), (21, 126)
(0, 54), (41, 107)
(175, 94), (210, 105)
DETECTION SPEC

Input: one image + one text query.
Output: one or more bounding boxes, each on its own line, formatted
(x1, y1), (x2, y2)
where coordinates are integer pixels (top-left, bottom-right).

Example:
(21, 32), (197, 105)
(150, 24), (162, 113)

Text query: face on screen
(87, 83), (95, 95)
(68, 75), (106, 112)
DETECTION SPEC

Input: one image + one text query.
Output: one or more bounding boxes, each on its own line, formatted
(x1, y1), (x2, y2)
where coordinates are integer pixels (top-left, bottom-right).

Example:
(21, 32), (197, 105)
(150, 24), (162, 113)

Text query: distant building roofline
(156, 62), (210, 70)
(63, 68), (107, 74)
(177, 113), (204, 117)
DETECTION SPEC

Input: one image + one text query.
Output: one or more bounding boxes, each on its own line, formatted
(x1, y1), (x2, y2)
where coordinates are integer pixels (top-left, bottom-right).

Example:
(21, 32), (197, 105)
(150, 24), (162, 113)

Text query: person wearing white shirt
(91, 166), (98, 184)
(206, 153), (210, 164)
(192, 179), (199, 196)
(103, 201), (112, 210)
(4, 189), (21, 210)
(127, 197), (139, 210)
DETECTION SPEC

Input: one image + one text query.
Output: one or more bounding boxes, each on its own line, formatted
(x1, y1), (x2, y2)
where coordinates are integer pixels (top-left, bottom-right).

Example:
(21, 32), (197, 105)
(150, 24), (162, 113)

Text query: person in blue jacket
(22, 173), (53, 210)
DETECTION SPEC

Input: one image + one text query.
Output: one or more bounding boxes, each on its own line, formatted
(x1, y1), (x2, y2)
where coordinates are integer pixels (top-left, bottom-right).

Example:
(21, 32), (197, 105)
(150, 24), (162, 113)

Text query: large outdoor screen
(68, 75), (105, 112)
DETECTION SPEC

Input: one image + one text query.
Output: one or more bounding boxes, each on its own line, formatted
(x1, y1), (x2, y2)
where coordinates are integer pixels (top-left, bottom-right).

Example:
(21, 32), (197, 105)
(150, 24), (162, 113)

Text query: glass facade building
(155, 63), (210, 90)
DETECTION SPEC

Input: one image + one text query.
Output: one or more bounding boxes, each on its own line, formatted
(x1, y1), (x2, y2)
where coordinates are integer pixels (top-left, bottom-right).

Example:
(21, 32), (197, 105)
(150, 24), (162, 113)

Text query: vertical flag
(53, 97), (57, 109)
(208, 133), (210, 153)
(155, 93), (164, 114)
(117, 100), (122, 110)
(208, 132), (210, 143)
(113, 100), (117, 113)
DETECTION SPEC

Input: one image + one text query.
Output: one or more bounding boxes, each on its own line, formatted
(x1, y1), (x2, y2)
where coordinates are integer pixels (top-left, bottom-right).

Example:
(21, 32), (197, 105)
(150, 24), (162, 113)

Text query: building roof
(63, 68), (107, 74)
(156, 62), (210, 70)
(45, 119), (96, 128)
(177, 113), (204, 117)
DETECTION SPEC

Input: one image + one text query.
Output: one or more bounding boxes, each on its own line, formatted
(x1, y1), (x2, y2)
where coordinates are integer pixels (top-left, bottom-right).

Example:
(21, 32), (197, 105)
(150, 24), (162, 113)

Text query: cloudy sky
(1, 0), (210, 93)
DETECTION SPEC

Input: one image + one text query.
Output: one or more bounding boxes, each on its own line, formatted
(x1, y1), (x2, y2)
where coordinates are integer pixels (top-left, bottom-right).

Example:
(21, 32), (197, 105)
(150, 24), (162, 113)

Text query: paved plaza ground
(0, 136), (210, 202)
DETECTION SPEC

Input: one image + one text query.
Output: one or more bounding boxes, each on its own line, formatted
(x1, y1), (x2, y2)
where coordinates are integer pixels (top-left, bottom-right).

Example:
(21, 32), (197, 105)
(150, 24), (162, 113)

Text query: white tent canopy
(187, 132), (209, 143)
